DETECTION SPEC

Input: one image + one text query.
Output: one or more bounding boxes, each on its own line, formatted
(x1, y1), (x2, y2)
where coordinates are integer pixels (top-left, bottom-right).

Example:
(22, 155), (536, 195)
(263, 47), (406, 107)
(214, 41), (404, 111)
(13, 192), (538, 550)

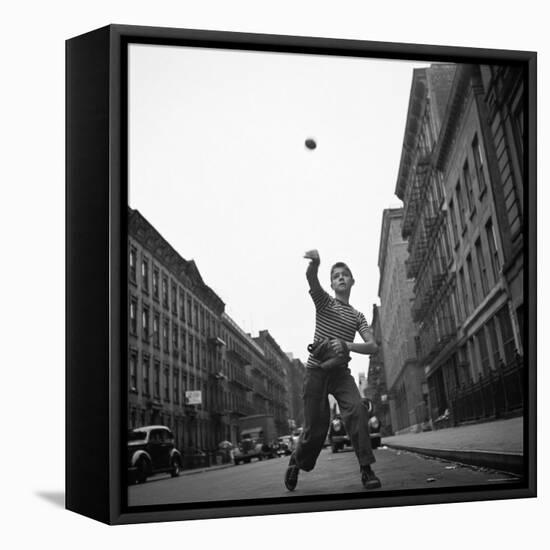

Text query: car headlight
(368, 416), (380, 430)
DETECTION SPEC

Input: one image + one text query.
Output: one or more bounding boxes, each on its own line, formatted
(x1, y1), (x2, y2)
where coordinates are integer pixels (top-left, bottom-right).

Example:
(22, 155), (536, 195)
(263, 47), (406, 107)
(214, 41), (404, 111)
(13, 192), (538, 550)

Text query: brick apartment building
(394, 64), (524, 427)
(128, 208), (297, 449)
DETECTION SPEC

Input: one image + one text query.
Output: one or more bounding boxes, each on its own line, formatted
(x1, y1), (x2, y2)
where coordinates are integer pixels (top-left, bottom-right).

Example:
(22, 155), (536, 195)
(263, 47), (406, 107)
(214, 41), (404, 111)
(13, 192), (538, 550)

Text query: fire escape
(225, 344), (255, 417)
(403, 153), (456, 366)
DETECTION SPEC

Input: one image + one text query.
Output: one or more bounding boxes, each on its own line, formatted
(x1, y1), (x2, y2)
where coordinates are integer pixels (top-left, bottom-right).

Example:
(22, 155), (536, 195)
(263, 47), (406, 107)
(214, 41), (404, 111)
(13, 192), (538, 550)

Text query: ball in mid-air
(305, 138), (317, 150)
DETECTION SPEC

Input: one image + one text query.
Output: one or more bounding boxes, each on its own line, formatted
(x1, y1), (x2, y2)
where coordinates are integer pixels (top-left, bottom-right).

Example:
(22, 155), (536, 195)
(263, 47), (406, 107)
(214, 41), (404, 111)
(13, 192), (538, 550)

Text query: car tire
(331, 445), (338, 453)
(234, 458), (240, 465)
(371, 437), (381, 450)
(171, 457), (181, 477)
(136, 457), (149, 484)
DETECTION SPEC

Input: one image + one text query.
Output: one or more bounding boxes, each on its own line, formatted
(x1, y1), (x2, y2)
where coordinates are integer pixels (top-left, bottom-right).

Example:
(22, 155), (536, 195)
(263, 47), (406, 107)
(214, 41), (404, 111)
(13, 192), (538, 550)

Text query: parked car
(328, 399), (382, 453)
(233, 432), (263, 465)
(328, 415), (351, 452)
(127, 425), (182, 484)
(362, 397), (382, 449)
(276, 435), (294, 456)
(233, 428), (278, 465)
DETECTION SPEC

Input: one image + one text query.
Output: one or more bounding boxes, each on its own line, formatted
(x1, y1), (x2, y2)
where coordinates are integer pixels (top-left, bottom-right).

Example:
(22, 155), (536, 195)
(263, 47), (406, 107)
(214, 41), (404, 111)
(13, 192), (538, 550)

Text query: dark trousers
(294, 367), (375, 472)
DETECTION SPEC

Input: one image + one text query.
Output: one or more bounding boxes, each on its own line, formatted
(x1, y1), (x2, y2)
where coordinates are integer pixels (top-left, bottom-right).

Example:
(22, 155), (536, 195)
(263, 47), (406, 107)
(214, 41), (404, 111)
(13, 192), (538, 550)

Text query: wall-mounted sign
(185, 390), (202, 405)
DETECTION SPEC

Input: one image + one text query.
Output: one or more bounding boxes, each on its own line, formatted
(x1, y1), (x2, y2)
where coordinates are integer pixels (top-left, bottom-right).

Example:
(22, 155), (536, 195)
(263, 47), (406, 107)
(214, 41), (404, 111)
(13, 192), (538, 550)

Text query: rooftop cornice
(433, 64), (476, 172)
(255, 330), (290, 363)
(222, 312), (265, 356)
(394, 68), (428, 200)
(129, 208), (225, 313)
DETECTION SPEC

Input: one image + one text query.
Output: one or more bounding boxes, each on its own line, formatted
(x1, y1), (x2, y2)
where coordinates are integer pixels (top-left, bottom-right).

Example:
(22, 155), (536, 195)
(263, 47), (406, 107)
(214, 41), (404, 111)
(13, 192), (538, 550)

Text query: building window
(142, 355), (150, 396)
(174, 370), (180, 403)
(452, 285), (462, 324)
(204, 384), (209, 410)
(163, 318), (169, 351)
(463, 160), (475, 215)
(130, 297), (138, 335)
(449, 199), (459, 247)
(171, 282), (177, 314)
(194, 303), (199, 330)
(162, 275), (168, 309)
(129, 246), (137, 283)
(187, 297), (193, 327)
(487, 317), (501, 368)
(210, 316), (216, 338)
(459, 267), (469, 317)
(181, 328), (187, 361)
(457, 346), (470, 386)
(153, 268), (159, 300)
(467, 337), (480, 379)
(153, 313), (160, 348)
(512, 102), (524, 173)
(190, 337), (195, 365)
(498, 307), (516, 365)
(456, 181), (466, 232)
(129, 351), (138, 392)
(173, 323), (179, 355)
(466, 254), (478, 308)
(163, 366), (170, 401)
(141, 258), (149, 293)
(486, 219), (501, 284)
(477, 328), (491, 375)
(153, 360), (160, 399)
(142, 306), (150, 342)
(475, 238), (490, 296)
(179, 289), (185, 321)
(441, 225), (451, 265)
(472, 134), (487, 195)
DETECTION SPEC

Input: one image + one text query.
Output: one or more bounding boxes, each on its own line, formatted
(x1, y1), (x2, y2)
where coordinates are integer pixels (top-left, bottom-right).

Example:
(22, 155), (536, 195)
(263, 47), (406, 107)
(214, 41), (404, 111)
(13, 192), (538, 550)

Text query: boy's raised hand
(303, 249), (320, 264)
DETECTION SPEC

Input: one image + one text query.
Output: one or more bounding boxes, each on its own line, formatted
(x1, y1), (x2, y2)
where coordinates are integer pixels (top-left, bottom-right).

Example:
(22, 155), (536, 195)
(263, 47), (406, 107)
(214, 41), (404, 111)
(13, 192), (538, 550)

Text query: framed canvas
(66, 24), (536, 525)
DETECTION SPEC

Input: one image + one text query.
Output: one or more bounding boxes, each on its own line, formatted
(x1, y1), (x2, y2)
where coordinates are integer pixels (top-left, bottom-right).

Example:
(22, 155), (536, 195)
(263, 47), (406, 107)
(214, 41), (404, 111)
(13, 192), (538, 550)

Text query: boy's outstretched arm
(304, 249), (321, 291)
(330, 325), (379, 356)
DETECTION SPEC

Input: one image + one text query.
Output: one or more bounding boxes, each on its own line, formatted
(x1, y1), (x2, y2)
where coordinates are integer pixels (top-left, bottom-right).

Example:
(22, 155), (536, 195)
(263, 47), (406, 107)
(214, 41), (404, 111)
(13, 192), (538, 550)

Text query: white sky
(128, 44), (432, 381)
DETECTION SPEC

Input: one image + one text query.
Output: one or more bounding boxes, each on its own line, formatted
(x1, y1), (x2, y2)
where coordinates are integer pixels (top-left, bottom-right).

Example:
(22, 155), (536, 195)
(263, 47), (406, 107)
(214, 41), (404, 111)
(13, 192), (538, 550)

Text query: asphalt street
(128, 445), (522, 507)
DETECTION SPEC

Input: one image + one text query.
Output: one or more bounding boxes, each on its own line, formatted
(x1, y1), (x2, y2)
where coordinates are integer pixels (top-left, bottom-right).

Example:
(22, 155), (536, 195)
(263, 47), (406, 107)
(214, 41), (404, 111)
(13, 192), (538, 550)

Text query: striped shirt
(306, 286), (370, 369)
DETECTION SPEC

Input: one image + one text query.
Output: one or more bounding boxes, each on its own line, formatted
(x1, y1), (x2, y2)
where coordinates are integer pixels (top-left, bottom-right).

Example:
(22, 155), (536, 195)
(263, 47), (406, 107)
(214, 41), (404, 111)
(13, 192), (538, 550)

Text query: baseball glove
(307, 337), (350, 370)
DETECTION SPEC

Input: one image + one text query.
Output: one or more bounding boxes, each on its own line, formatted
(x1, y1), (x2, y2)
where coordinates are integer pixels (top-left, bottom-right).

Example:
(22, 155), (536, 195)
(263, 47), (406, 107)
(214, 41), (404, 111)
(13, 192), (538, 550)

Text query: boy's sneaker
(360, 465), (381, 490)
(284, 454), (300, 491)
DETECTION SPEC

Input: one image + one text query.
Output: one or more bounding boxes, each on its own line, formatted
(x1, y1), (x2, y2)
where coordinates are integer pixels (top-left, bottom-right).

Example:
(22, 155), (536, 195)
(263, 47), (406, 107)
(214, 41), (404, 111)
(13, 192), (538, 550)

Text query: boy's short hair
(330, 262), (354, 279)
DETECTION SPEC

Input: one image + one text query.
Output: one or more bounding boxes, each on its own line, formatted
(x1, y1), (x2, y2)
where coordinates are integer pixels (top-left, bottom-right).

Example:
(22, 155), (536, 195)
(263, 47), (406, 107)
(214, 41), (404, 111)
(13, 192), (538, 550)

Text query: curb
(383, 444), (524, 476)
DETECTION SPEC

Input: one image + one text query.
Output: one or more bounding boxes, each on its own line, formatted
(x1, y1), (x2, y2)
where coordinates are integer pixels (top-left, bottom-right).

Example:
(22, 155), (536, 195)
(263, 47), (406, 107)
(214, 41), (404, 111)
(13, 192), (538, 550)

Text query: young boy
(284, 249), (381, 491)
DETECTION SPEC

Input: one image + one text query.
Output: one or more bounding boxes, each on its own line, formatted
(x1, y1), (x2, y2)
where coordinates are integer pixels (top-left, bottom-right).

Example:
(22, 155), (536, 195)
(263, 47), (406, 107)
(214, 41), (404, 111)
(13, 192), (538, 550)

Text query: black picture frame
(66, 24), (537, 525)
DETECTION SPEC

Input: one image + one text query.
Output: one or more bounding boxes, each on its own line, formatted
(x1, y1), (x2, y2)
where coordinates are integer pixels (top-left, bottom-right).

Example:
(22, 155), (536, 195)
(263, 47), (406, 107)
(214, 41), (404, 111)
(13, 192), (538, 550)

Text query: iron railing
(450, 354), (524, 424)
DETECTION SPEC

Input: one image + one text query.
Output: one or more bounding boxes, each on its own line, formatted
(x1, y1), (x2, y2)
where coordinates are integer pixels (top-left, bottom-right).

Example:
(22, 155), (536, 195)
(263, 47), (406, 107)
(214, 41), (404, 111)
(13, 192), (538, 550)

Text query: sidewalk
(179, 462), (234, 476)
(381, 416), (524, 475)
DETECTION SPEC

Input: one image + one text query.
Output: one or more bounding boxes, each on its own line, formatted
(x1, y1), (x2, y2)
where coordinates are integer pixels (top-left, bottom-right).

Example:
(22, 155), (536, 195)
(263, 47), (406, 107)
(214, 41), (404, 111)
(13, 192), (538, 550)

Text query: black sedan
(328, 399), (382, 453)
(127, 425), (183, 484)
